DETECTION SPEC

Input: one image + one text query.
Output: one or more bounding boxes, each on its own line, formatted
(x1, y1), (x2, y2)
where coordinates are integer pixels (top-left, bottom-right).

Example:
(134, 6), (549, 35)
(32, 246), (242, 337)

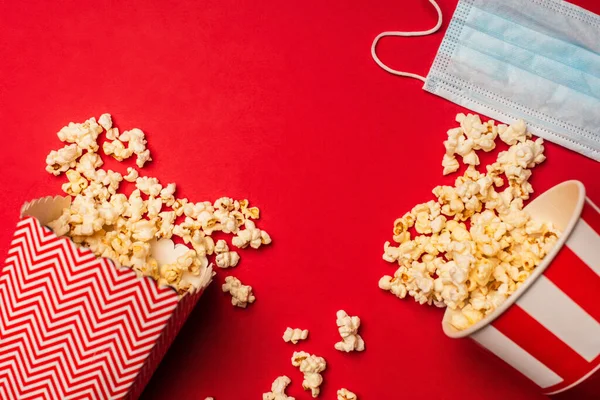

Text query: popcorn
(263, 376), (294, 400)
(136, 149), (152, 168)
(213, 240), (239, 268)
(381, 114), (560, 330)
(378, 266), (408, 299)
(136, 176), (162, 197)
(118, 128), (152, 168)
(61, 170), (89, 195)
(103, 139), (133, 161)
(157, 211), (176, 239)
(98, 113), (112, 131)
(291, 351), (326, 398)
(95, 169), (123, 195)
(57, 117), (103, 152)
(232, 220), (272, 249)
(76, 152), (104, 180)
(222, 276), (255, 308)
(123, 167), (139, 182)
(215, 250), (240, 269)
(131, 219), (158, 242)
(239, 199), (260, 219)
(283, 328), (309, 344)
(442, 154), (459, 175)
(44, 115), (272, 296)
(498, 120), (528, 145)
(160, 183), (177, 206)
(337, 388), (357, 400)
(334, 310), (365, 352)
(46, 144), (82, 175)
(159, 262), (183, 287)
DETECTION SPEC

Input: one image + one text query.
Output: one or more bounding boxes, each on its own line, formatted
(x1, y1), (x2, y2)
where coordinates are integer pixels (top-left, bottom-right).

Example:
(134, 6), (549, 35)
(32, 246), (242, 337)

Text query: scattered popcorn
(215, 250), (240, 268)
(382, 114), (560, 330)
(45, 114), (271, 295)
(46, 144), (82, 175)
(98, 113), (112, 131)
(136, 149), (152, 168)
(337, 388), (357, 400)
(57, 117), (103, 152)
(283, 328), (309, 344)
(123, 167), (139, 182)
(443, 113), (500, 174)
(232, 220), (272, 249)
(222, 276), (255, 308)
(263, 376), (295, 400)
(291, 351), (326, 398)
(442, 154), (459, 175)
(334, 310), (365, 352)
(160, 183), (177, 206)
(136, 176), (162, 197)
(213, 240), (240, 268)
(103, 139), (133, 161)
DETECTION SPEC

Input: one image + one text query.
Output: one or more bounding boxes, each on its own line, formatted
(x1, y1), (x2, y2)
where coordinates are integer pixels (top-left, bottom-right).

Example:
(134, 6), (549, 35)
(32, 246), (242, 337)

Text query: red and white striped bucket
(443, 180), (600, 397)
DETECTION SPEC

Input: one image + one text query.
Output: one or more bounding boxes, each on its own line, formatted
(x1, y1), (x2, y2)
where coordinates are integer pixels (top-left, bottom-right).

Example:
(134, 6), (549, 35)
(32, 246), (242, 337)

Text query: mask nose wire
(371, 0), (443, 83)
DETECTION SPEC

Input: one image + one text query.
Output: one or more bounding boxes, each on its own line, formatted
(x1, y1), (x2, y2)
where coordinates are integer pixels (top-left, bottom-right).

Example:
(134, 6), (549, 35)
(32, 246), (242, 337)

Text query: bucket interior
(442, 180), (586, 338)
(524, 180), (583, 232)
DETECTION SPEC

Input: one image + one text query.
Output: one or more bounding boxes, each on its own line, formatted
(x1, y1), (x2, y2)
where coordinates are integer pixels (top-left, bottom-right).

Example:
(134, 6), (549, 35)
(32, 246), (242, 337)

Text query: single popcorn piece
(123, 167), (139, 182)
(262, 376), (295, 400)
(136, 149), (152, 168)
(334, 310), (365, 352)
(98, 113), (113, 131)
(136, 176), (162, 197)
(213, 240), (240, 268)
(383, 114), (560, 330)
(76, 152), (103, 180)
(160, 183), (177, 206)
(231, 220), (272, 249)
(442, 154), (459, 175)
(103, 139), (134, 161)
(291, 351), (326, 398)
(215, 251), (240, 268)
(337, 388), (357, 400)
(498, 119), (528, 145)
(283, 327), (309, 344)
(61, 170), (89, 195)
(46, 144), (82, 175)
(222, 276), (255, 308)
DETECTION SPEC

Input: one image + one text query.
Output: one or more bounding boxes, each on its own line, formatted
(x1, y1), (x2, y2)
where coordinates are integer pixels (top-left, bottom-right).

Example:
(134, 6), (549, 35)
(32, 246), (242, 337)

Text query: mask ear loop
(371, 0), (443, 82)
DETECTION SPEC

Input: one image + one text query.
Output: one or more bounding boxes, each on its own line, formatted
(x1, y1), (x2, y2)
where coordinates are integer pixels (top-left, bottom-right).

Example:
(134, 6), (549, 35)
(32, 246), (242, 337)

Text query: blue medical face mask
(372, 0), (600, 161)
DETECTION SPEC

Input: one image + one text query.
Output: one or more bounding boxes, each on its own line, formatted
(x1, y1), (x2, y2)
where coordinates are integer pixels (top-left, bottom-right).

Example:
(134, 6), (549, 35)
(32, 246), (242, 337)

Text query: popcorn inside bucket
(442, 180), (587, 337)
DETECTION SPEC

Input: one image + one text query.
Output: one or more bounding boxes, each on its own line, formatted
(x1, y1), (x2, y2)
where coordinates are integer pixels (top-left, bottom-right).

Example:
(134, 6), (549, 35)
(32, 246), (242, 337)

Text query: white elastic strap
(371, 0), (443, 82)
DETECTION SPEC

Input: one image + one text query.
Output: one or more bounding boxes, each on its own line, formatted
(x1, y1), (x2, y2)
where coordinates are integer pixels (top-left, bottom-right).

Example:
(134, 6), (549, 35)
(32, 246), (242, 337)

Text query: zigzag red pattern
(0, 216), (180, 400)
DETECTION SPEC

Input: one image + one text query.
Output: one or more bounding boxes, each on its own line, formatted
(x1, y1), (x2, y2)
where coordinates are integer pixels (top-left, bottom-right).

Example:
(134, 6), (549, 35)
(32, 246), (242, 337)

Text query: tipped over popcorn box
(443, 181), (600, 397)
(0, 196), (213, 400)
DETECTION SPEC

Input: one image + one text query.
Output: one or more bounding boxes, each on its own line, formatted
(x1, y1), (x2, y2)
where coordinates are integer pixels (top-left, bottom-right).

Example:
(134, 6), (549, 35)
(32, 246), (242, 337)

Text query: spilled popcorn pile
(379, 114), (560, 330)
(45, 114), (271, 295)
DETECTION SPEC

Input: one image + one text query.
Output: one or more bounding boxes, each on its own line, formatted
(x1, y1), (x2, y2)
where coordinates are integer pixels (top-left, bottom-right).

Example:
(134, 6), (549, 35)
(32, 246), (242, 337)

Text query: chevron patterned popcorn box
(0, 196), (213, 400)
(443, 181), (600, 398)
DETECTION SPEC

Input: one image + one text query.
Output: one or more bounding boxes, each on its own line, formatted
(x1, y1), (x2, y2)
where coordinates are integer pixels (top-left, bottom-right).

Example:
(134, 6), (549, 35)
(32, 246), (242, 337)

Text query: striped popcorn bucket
(442, 180), (600, 397)
(0, 196), (212, 399)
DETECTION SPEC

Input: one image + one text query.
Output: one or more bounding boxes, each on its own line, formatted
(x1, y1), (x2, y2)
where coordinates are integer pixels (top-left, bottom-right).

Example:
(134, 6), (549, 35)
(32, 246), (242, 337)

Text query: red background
(1, 0), (599, 399)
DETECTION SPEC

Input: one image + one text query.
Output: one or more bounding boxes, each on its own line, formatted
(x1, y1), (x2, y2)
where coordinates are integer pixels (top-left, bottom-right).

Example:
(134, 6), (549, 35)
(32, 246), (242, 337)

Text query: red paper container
(443, 180), (600, 397)
(0, 196), (212, 400)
